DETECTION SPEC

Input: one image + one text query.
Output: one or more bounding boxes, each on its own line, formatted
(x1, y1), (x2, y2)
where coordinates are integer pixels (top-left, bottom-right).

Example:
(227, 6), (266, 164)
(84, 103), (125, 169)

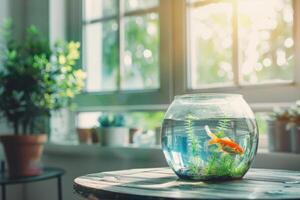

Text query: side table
(0, 166), (65, 200)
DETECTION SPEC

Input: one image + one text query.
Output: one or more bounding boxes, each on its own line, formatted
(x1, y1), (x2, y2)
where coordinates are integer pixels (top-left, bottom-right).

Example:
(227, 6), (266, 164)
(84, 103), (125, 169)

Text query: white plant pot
(98, 127), (129, 146)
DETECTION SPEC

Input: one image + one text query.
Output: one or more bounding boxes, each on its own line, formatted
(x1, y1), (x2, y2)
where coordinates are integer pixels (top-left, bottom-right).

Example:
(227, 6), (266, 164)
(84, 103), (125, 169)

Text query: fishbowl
(161, 94), (258, 181)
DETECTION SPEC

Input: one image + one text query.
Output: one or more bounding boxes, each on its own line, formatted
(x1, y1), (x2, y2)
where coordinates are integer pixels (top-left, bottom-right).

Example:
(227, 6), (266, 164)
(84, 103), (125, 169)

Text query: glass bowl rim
(174, 93), (242, 100)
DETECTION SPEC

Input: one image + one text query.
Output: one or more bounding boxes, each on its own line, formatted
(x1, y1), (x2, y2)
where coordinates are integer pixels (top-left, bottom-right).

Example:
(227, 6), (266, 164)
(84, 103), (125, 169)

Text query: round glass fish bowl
(161, 94), (258, 181)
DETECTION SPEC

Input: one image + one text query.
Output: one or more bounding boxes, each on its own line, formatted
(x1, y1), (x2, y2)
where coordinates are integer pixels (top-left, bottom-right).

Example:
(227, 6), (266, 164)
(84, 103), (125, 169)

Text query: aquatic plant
(204, 152), (219, 176)
(188, 157), (202, 175)
(231, 162), (250, 177)
(185, 115), (200, 155)
(215, 118), (231, 138)
(183, 115), (247, 178)
(185, 114), (202, 174)
(204, 153), (247, 178)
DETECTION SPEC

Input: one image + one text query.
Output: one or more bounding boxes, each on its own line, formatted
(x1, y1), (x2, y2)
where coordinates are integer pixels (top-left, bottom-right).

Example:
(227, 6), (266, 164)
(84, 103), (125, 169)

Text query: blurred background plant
(0, 19), (85, 135)
(271, 100), (300, 121)
(97, 113), (126, 128)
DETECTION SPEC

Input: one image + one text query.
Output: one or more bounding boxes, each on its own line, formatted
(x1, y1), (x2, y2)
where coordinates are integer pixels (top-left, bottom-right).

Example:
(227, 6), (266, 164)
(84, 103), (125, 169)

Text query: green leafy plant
(204, 153), (247, 178)
(215, 118), (231, 138)
(185, 115), (200, 155)
(185, 114), (202, 175)
(98, 113), (126, 128)
(0, 20), (85, 135)
(183, 114), (248, 178)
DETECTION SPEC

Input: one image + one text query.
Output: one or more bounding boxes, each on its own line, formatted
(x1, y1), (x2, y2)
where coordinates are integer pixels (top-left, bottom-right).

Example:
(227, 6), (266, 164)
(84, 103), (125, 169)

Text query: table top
(74, 167), (300, 200)
(0, 167), (65, 185)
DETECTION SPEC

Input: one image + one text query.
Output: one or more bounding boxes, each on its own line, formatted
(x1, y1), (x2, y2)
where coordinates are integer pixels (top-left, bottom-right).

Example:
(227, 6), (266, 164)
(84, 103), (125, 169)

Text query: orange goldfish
(204, 125), (244, 155)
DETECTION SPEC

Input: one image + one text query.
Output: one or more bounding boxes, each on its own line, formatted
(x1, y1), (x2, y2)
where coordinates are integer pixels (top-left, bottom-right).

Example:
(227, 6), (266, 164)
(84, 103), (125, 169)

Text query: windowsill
(44, 143), (163, 158)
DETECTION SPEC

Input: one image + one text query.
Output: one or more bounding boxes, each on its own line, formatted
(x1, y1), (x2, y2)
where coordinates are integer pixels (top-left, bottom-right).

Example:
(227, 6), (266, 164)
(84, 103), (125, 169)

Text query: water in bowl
(162, 117), (258, 181)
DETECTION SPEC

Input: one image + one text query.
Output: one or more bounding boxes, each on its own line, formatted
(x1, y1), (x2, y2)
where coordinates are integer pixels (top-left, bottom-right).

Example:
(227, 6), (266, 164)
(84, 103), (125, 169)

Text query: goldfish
(204, 125), (245, 155)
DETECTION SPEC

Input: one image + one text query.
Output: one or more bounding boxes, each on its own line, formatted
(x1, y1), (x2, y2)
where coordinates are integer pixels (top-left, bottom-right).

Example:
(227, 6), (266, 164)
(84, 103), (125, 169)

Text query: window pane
(188, 3), (233, 88)
(125, 0), (159, 12)
(239, 0), (294, 84)
(122, 13), (160, 90)
(84, 0), (117, 20)
(77, 111), (164, 146)
(77, 111), (164, 131)
(85, 21), (119, 92)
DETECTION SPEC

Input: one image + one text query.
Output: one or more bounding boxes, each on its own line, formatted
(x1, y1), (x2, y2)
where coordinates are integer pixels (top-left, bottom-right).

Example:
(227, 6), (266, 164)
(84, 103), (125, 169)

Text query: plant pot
(267, 119), (291, 152)
(77, 128), (99, 144)
(267, 120), (276, 152)
(0, 134), (47, 178)
(129, 128), (142, 144)
(98, 127), (129, 146)
(290, 125), (300, 153)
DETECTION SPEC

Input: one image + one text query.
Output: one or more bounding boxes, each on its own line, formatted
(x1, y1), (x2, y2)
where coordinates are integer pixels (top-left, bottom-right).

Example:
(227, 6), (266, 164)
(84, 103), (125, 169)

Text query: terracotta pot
(0, 134), (47, 178)
(77, 128), (99, 144)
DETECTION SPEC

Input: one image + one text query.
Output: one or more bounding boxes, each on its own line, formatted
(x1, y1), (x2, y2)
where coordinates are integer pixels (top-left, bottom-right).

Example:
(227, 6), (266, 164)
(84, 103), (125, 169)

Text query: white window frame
(68, 0), (300, 112)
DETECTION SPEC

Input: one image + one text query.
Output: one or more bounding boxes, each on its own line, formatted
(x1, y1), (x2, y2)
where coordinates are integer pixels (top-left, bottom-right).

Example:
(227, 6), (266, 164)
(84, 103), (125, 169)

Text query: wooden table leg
(57, 176), (62, 200)
(2, 185), (6, 200)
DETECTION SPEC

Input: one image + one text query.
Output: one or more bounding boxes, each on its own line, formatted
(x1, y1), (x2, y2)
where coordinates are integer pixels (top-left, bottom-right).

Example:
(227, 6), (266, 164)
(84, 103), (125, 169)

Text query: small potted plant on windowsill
(0, 20), (85, 177)
(267, 108), (290, 152)
(267, 101), (300, 153)
(77, 127), (99, 144)
(97, 114), (129, 146)
(289, 101), (300, 153)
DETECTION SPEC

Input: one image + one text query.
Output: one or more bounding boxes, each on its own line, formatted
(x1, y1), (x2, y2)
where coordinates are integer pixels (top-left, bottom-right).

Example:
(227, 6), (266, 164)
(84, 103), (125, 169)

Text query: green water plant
(185, 114), (202, 175)
(203, 153), (247, 178)
(215, 118), (231, 138)
(185, 115), (200, 155)
(184, 114), (247, 178)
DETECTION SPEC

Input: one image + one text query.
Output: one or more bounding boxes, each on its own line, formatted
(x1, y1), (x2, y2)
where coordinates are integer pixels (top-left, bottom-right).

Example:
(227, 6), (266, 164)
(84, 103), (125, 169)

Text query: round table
(74, 167), (300, 200)
(0, 167), (65, 200)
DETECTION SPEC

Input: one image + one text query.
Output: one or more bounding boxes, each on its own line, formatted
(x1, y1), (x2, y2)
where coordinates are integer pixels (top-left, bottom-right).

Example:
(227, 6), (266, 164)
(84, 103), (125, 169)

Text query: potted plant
(267, 101), (300, 153)
(77, 127), (99, 144)
(267, 107), (290, 152)
(97, 114), (129, 146)
(289, 101), (300, 153)
(0, 20), (85, 177)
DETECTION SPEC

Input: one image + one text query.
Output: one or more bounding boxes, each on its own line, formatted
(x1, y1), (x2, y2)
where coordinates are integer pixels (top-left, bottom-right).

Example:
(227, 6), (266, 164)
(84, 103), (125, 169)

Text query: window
(61, 0), (300, 146)
(77, 0), (172, 108)
(187, 0), (294, 88)
(83, 0), (160, 92)
(76, 111), (164, 146)
(77, 111), (164, 131)
(79, 0), (300, 108)
(174, 0), (300, 105)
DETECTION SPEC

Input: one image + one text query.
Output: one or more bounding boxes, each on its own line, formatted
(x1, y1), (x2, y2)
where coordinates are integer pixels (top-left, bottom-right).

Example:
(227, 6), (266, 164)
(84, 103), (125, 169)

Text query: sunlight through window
(188, 0), (294, 88)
